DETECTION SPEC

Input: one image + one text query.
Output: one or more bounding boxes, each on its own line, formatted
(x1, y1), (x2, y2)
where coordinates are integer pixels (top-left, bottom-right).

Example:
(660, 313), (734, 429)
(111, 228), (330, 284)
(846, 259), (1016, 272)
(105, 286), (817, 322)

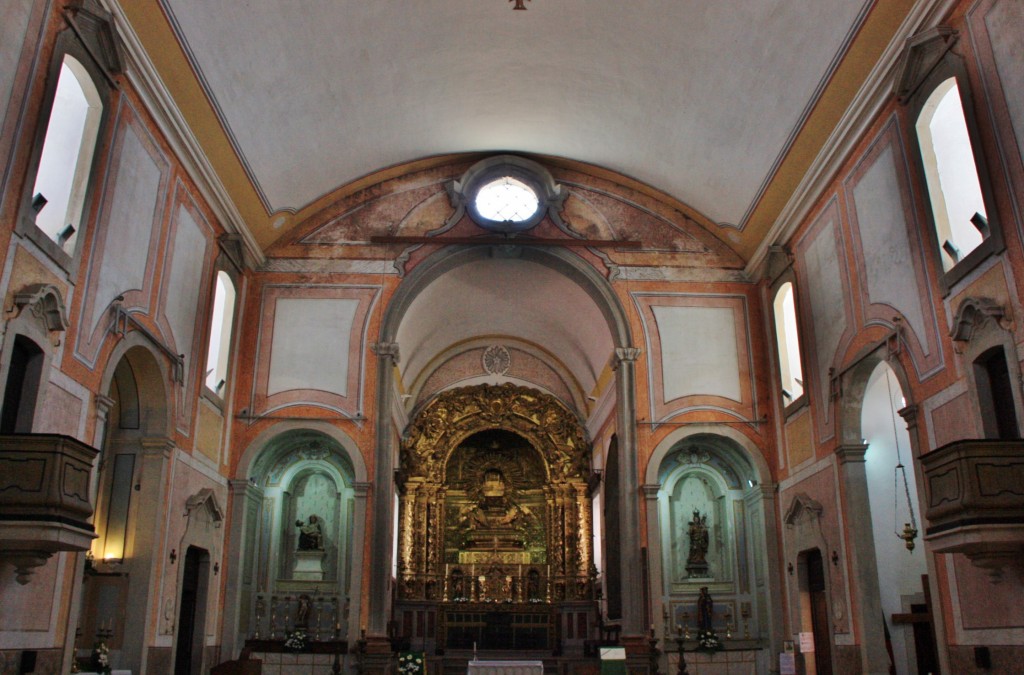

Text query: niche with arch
(654, 434), (769, 642)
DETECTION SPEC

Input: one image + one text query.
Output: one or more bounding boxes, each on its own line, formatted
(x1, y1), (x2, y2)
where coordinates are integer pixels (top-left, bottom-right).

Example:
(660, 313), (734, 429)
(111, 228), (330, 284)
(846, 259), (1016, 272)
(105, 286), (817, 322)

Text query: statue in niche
(296, 514), (324, 550)
(686, 510), (710, 576)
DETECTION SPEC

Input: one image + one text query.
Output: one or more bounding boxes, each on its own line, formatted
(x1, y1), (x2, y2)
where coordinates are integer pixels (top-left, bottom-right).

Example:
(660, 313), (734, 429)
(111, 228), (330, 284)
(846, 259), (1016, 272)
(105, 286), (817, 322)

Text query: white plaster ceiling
(157, 0), (871, 228)
(395, 258), (612, 396)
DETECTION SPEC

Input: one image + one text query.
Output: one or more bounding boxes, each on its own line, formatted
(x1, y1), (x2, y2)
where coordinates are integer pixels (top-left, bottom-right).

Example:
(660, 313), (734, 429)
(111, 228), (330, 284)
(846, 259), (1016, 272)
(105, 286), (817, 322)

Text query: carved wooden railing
(0, 434), (98, 584)
(921, 438), (1024, 580)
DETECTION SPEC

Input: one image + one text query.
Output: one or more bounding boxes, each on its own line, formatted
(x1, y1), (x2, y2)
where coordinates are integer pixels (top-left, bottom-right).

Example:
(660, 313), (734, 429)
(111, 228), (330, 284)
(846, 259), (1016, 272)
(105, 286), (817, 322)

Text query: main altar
(394, 384), (598, 652)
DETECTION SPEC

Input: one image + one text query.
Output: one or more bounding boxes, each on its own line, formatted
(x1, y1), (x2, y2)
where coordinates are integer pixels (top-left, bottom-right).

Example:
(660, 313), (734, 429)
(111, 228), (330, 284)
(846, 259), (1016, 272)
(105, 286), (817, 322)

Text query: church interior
(2, 1), (1024, 674)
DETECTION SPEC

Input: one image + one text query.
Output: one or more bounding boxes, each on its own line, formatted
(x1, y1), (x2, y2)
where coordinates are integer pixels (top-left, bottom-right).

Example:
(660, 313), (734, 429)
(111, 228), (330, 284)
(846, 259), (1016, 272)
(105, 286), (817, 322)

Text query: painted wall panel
(89, 123), (163, 332)
(268, 297), (358, 396)
(851, 145), (928, 349)
(0, 1), (33, 132)
(164, 204), (209, 369)
(802, 211), (846, 415)
(986, 0), (1024, 165)
(652, 304), (741, 402)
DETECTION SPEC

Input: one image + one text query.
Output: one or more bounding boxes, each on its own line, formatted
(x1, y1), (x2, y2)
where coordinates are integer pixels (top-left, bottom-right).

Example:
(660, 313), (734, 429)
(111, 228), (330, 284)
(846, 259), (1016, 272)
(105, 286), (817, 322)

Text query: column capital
(898, 404), (919, 429)
(371, 341), (400, 363)
(642, 484), (661, 499)
(94, 394), (116, 416)
(613, 347), (642, 369)
(140, 436), (175, 458)
(835, 443), (868, 465)
(228, 478), (264, 500)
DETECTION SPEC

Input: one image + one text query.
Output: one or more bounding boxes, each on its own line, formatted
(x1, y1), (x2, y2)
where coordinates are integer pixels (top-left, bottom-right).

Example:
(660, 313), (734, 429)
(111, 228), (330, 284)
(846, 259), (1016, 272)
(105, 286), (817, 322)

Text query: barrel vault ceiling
(111, 0), (929, 262)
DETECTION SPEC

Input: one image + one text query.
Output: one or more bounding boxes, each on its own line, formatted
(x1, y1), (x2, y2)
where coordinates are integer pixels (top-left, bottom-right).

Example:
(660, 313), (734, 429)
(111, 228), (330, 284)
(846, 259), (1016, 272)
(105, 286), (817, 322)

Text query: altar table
(467, 659), (544, 675)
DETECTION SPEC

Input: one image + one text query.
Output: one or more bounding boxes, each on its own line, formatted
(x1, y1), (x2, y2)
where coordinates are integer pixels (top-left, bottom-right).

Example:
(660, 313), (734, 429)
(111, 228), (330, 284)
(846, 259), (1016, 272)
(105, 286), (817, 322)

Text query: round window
(474, 176), (540, 224)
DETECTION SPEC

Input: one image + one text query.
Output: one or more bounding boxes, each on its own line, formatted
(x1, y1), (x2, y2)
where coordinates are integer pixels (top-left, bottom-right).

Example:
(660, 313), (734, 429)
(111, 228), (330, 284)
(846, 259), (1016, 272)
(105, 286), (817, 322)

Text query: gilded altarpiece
(396, 384), (596, 650)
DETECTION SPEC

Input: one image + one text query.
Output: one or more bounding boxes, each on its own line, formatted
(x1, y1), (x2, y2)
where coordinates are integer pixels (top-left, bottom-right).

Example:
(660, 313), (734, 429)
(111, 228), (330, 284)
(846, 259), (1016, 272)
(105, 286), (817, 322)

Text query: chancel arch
(369, 242), (645, 640)
(221, 425), (368, 659)
(394, 383), (595, 651)
(644, 427), (783, 667)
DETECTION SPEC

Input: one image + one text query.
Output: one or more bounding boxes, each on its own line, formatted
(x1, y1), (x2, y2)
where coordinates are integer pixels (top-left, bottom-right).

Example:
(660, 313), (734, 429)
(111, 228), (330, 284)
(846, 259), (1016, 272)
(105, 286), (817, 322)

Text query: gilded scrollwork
(396, 384), (594, 603)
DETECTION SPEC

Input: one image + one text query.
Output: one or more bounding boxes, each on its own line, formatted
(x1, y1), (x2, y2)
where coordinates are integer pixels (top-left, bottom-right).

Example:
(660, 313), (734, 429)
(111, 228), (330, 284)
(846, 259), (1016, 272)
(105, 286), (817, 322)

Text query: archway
(861, 362), (934, 675)
(835, 347), (947, 674)
(367, 243), (644, 639)
(645, 427), (782, 669)
(221, 425), (368, 660)
(394, 383), (595, 651)
(79, 343), (171, 674)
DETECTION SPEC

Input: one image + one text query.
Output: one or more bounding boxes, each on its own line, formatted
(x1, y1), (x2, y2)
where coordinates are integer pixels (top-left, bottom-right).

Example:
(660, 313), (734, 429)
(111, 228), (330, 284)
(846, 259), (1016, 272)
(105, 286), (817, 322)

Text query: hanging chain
(885, 368), (918, 550)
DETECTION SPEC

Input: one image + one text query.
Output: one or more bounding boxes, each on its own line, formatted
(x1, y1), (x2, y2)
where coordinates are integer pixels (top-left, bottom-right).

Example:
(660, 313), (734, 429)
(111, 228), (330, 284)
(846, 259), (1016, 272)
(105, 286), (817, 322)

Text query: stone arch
(380, 245), (633, 348)
(831, 342), (948, 673)
(221, 423), (368, 660)
(237, 421), (368, 484)
(99, 335), (172, 438)
(643, 426), (783, 665)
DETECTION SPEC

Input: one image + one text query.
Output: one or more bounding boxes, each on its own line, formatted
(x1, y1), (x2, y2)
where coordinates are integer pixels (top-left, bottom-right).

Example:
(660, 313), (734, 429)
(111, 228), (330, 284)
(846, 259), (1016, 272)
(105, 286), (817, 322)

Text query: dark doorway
(1, 335), (44, 433)
(174, 547), (210, 675)
(975, 346), (1020, 439)
(806, 549), (833, 675)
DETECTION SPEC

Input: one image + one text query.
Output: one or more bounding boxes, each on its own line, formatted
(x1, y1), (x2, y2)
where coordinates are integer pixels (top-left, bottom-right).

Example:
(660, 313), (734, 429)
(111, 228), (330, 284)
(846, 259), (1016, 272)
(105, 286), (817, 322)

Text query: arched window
(915, 78), (986, 272)
(204, 271), (236, 395)
(30, 56), (103, 253)
(897, 26), (1002, 291)
(772, 282), (804, 405)
(17, 7), (119, 268)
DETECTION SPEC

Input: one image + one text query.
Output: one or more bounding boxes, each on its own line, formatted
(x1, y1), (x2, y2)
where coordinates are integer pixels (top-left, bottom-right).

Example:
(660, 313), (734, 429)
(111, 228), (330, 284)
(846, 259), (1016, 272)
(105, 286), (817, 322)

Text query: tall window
(30, 56), (103, 253)
(773, 282), (804, 405)
(204, 272), (236, 395)
(915, 78), (987, 272)
(898, 27), (1002, 291)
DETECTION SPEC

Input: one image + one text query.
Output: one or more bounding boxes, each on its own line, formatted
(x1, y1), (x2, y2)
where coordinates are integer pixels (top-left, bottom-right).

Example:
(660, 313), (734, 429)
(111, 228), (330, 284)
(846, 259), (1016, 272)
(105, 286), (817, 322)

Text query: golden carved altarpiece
(397, 384), (595, 606)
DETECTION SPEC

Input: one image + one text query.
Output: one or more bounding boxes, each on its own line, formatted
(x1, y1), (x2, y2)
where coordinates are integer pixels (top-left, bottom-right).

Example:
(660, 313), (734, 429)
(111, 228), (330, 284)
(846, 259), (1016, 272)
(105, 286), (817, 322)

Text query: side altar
(393, 385), (599, 653)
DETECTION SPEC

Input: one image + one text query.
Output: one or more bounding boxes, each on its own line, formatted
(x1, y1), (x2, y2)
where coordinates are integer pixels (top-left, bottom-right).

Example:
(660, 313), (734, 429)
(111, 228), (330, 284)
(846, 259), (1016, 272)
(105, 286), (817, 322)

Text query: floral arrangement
(696, 628), (722, 652)
(283, 629), (308, 651)
(397, 652), (425, 675)
(91, 642), (111, 675)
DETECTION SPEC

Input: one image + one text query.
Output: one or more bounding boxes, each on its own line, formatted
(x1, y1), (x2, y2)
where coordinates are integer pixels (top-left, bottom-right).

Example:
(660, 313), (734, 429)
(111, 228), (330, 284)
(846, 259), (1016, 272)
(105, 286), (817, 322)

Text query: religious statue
(697, 587), (713, 631)
(296, 594), (311, 627)
(686, 510), (710, 576)
(296, 514), (324, 550)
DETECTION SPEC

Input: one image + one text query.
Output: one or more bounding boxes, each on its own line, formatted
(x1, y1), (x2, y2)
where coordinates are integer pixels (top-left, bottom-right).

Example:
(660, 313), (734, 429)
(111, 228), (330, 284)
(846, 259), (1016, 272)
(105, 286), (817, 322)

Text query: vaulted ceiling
(113, 0), (923, 260)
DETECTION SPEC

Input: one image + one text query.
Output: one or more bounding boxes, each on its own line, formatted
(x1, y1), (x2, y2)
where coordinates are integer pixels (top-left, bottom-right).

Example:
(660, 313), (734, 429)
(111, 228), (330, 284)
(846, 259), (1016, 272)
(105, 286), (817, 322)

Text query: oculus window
(455, 155), (564, 233)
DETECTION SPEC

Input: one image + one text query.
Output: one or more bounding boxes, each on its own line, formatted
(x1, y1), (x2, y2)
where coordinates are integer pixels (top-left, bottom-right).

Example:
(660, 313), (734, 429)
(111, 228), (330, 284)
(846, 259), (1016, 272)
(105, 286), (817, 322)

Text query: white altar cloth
(468, 660), (544, 675)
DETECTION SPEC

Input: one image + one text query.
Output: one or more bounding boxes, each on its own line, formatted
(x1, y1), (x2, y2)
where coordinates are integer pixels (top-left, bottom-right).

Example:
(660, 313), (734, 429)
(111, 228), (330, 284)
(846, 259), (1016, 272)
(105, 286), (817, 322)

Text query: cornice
(746, 0), (960, 277)
(101, 0), (266, 268)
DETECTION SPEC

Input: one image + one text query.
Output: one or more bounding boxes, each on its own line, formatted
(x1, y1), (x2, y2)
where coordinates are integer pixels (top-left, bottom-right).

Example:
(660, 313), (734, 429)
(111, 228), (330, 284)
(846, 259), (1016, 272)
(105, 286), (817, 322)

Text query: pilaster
(834, 443), (888, 675)
(613, 347), (644, 636)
